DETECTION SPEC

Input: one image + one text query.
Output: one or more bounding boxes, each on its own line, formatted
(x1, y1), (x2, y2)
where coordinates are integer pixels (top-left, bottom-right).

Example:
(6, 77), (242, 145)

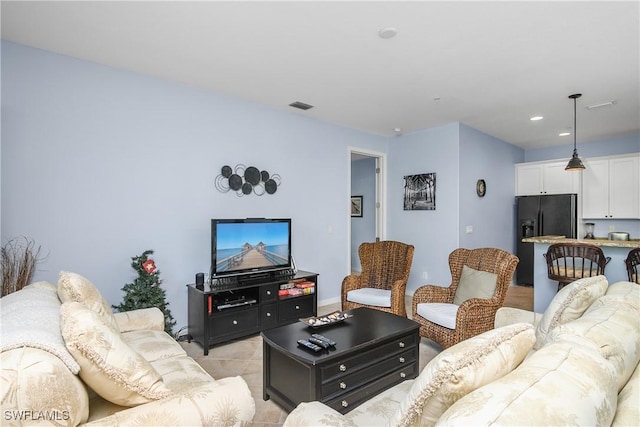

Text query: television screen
(211, 218), (292, 276)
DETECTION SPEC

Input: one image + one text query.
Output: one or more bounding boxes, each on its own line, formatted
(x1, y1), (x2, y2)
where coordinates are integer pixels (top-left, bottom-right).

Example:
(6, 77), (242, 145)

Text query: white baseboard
(318, 296), (341, 307)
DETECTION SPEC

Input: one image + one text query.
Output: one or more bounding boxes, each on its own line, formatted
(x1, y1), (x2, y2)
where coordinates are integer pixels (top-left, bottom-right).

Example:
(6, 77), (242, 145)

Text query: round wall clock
(476, 179), (486, 197)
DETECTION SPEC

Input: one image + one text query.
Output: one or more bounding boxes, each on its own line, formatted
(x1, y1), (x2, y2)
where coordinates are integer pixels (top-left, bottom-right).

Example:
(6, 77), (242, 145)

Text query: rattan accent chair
(625, 248), (640, 284)
(342, 240), (414, 317)
(411, 248), (519, 349)
(544, 242), (610, 291)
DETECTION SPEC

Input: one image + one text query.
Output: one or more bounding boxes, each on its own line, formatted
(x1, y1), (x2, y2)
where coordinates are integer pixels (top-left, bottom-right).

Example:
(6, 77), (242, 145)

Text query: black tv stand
(187, 270), (318, 355)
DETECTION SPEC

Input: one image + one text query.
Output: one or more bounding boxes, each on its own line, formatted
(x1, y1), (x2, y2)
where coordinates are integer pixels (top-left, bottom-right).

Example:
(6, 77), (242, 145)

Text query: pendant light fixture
(565, 93), (586, 171)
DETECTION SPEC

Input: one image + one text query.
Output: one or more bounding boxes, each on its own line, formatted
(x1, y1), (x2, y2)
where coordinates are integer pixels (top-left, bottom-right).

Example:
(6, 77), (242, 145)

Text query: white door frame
(347, 147), (387, 274)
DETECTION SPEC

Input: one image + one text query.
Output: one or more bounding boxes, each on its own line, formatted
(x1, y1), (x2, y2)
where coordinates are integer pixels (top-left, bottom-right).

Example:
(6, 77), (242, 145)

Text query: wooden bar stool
(625, 248), (640, 284)
(544, 243), (610, 291)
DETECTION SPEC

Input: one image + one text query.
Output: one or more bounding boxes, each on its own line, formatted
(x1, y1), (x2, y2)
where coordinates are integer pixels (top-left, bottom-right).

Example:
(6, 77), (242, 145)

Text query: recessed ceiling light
(559, 132), (571, 136)
(393, 127), (402, 133)
(530, 116), (544, 121)
(378, 27), (398, 39)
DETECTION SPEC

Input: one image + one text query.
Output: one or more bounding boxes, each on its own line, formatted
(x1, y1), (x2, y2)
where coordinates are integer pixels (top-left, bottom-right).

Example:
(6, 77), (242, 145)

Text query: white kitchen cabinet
(515, 160), (580, 196)
(582, 154), (640, 219)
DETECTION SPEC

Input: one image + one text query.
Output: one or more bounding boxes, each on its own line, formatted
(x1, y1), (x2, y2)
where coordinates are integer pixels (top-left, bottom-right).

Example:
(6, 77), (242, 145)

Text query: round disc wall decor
(215, 164), (281, 196)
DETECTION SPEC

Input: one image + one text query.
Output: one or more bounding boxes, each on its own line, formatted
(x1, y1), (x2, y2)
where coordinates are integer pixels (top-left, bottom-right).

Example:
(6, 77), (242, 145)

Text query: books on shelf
(278, 280), (315, 297)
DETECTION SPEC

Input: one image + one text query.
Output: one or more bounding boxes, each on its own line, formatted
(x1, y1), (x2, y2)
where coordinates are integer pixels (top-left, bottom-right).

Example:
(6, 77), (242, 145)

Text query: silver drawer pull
(399, 341), (405, 348)
(232, 320), (238, 325)
(266, 290), (272, 295)
(339, 364), (347, 372)
(266, 312), (271, 317)
(400, 372), (406, 378)
(399, 357), (405, 363)
(341, 400), (349, 408)
(339, 382), (347, 389)
(295, 305), (300, 310)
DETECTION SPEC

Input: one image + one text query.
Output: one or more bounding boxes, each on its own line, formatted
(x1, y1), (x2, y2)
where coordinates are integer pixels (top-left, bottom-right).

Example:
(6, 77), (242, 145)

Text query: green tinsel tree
(113, 250), (176, 335)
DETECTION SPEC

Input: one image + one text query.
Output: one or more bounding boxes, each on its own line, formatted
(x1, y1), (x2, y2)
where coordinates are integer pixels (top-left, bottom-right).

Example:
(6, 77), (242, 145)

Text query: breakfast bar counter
(522, 236), (639, 313)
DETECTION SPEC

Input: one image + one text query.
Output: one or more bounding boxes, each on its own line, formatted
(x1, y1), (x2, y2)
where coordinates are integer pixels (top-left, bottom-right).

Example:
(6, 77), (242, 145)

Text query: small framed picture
(351, 196), (363, 217)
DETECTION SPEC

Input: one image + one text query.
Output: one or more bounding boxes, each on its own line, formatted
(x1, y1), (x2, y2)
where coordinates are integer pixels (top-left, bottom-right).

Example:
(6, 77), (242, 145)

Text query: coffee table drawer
(324, 362), (418, 413)
(321, 348), (415, 396)
(321, 333), (417, 380)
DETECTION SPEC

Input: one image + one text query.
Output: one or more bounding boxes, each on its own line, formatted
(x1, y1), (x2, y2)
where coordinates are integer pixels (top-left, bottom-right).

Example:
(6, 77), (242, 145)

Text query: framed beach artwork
(351, 196), (363, 217)
(403, 173), (436, 210)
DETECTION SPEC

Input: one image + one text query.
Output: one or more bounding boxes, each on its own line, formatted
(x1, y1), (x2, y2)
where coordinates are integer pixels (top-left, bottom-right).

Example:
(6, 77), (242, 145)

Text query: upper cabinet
(582, 154), (640, 219)
(515, 160), (580, 196)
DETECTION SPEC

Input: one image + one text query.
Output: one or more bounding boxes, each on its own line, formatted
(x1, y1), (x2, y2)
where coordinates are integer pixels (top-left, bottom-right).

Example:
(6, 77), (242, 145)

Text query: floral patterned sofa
(1, 272), (255, 426)
(283, 276), (639, 426)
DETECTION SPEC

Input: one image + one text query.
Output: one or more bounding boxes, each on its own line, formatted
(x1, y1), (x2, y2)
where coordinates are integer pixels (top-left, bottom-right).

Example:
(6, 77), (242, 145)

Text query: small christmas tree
(113, 250), (176, 335)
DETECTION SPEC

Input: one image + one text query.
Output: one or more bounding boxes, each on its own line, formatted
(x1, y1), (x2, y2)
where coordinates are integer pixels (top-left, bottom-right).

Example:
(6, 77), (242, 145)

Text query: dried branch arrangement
(1, 237), (42, 297)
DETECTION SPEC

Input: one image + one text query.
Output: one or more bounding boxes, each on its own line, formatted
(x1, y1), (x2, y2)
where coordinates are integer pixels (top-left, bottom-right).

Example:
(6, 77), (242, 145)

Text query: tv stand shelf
(187, 270), (318, 355)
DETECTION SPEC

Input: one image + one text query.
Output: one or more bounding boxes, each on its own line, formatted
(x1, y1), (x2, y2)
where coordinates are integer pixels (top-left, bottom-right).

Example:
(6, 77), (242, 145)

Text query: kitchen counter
(522, 235), (640, 248)
(521, 236), (637, 313)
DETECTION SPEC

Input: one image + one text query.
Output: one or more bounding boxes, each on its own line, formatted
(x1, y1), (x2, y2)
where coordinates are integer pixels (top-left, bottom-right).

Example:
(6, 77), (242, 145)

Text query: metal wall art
(215, 164), (281, 196)
(404, 172), (436, 210)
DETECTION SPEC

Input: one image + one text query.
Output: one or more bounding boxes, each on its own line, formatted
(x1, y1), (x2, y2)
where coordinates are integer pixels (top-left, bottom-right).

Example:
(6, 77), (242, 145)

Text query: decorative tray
(300, 311), (352, 328)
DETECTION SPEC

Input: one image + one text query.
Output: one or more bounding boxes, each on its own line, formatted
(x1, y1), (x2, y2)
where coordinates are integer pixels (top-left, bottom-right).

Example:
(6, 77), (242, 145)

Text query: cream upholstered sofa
(283, 276), (639, 426)
(1, 272), (255, 426)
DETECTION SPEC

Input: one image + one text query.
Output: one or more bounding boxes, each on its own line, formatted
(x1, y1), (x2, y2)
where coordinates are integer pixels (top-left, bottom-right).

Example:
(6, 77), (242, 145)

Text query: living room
(2, 2), (638, 334)
(2, 2), (640, 426)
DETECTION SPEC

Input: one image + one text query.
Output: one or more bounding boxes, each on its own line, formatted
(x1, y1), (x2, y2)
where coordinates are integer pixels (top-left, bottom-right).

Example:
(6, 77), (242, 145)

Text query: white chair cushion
(416, 303), (459, 329)
(346, 288), (391, 307)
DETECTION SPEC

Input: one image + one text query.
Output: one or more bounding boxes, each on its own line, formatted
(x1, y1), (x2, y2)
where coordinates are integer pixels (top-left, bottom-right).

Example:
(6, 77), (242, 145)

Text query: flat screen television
(211, 218), (292, 277)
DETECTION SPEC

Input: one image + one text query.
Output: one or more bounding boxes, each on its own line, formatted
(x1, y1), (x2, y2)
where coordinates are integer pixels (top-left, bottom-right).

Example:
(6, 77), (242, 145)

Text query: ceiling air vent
(289, 101), (314, 110)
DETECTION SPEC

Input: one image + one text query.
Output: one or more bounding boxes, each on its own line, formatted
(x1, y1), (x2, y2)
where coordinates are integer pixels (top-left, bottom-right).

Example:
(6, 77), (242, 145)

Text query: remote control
(297, 339), (322, 352)
(311, 333), (336, 346)
(308, 337), (330, 348)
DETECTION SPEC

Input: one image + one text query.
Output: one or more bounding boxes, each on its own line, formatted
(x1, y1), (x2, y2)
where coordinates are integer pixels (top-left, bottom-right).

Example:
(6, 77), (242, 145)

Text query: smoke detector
(378, 27), (398, 39)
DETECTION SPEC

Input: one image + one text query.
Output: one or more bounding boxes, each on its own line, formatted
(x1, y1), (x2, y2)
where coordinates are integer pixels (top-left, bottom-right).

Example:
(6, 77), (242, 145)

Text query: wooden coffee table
(261, 307), (420, 413)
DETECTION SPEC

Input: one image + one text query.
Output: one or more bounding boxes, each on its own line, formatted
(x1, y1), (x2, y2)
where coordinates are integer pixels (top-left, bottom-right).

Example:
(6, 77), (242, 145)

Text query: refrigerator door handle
(538, 210), (543, 236)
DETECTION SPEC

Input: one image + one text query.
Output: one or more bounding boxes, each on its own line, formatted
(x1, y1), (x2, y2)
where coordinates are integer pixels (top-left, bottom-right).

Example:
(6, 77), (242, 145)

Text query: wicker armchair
(342, 241), (414, 317)
(626, 248), (640, 284)
(411, 248), (519, 348)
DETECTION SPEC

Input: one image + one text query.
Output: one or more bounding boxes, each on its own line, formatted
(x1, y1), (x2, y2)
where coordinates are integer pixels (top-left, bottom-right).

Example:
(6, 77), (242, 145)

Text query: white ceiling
(2, 1), (639, 149)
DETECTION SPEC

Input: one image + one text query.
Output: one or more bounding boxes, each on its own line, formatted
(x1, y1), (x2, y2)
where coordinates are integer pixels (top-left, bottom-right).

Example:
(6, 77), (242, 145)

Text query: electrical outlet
(422, 271), (428, 280)
(466, 225), (473, 234)
(609, 225), (615, 232)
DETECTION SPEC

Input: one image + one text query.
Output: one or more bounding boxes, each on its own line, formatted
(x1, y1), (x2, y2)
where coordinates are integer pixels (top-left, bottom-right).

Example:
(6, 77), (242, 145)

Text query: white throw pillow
(57, 271), (120, 332)
(534, 275), (608, 349)
(60, 302), (171, 406)
(453, 265), (498, 305)
(389, 322), (536, 427)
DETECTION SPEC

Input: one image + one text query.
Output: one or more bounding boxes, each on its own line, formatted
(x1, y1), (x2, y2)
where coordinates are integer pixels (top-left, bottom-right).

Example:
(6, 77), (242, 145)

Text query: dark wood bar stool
(544, 243), (611, 291)
(625, 248), (640, 284)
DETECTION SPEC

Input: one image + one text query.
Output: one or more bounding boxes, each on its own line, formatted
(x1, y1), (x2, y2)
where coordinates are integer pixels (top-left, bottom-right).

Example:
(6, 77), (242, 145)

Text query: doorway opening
(348, 148), (386, 274)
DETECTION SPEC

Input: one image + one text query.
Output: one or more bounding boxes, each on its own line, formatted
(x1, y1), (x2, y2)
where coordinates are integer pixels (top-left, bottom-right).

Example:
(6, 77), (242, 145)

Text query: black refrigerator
(516, 194), (577, 286)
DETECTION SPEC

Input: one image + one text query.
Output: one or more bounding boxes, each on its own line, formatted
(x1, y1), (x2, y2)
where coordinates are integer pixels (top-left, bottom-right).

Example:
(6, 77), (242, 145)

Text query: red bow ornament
(142, 259), (157, 274)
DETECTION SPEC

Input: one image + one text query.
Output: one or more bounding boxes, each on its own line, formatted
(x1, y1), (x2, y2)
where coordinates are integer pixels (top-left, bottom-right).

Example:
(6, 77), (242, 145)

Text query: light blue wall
(350, 157), (376, 271)
(1, 41), (388, 330)
(387, 124), (461, 291)
(459, 124), (524, 252)
(5, 41), (635, 331)
(524, 133), (640, 162)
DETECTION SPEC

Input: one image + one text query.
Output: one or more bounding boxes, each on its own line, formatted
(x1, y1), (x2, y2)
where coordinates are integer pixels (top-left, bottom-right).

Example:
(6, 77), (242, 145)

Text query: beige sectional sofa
(284, 276), (639, 426)
(1, 272), (255, 426)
